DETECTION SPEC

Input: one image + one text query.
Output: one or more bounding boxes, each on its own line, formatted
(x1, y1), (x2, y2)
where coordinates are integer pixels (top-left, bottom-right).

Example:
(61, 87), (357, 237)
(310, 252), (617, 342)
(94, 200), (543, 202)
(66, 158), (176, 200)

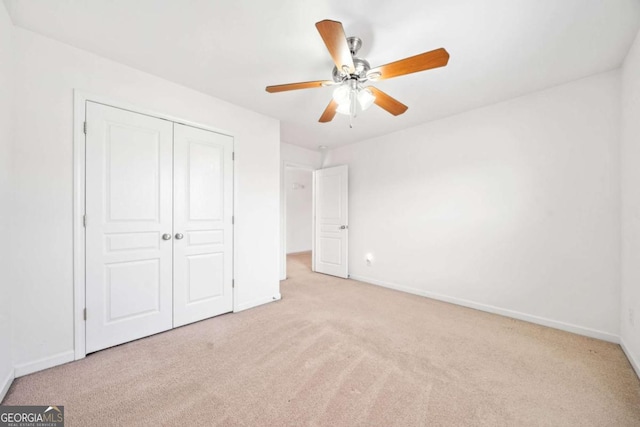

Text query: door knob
(162, 233), (172, 240)
(175, 233), (184, 240)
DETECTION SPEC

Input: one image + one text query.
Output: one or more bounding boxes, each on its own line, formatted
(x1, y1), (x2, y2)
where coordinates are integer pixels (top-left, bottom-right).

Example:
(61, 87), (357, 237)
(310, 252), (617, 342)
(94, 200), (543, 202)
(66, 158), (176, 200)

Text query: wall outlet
(629, 309), (635, 327)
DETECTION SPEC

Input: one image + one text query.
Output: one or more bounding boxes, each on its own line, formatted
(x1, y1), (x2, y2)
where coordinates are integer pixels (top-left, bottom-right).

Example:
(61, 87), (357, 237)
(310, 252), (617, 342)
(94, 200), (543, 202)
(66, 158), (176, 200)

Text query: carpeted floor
(3, 252), (640, 426)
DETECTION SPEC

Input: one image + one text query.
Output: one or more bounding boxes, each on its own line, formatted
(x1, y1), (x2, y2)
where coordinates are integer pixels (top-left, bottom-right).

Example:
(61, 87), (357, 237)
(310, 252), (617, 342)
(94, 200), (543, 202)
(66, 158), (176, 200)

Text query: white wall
(325, 70), (621, 340)
(621, 28), (640, 376)
(281, 143), (323, 169)
(10, 27), (280, 373)
(286, 168), (313, 254)
(280, 143), (322, 279)
(0, 2), (14, 401)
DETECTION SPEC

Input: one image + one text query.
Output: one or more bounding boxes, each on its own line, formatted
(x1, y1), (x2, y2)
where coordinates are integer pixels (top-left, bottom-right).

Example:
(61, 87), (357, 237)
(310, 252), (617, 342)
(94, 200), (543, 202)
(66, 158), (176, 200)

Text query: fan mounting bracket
(347, 37), (362, 56)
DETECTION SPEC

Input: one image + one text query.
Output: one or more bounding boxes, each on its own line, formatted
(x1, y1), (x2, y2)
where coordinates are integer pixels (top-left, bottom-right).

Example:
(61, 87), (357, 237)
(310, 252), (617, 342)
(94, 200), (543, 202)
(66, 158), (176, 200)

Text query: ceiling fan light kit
(265, 19), (450, 126)
(332, 82), (375, 123)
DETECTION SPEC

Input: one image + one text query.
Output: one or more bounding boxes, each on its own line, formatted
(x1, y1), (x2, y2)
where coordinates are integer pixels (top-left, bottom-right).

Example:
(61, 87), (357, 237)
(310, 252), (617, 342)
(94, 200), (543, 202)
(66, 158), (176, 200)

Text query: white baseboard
(620, 339), (640, 380)
(234, 293), (282, 313)
(0, 368), (15, 403)
(14, 350), (75, 378)
(350, 274), (619, 343)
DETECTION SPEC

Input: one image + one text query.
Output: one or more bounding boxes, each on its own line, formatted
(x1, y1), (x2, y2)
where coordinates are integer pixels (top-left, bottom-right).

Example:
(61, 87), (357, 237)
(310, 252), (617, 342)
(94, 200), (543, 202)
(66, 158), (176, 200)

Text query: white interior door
(313, 165), (348, 278)
(85, 102), (174, 353)
(173, 124), (234, 327)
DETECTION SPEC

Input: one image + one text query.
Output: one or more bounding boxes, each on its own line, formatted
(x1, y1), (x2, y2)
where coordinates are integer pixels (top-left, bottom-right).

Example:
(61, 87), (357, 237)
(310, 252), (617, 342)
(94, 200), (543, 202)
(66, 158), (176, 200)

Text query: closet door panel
(85, 102), (174, 353)
(173, 123), (234, 327)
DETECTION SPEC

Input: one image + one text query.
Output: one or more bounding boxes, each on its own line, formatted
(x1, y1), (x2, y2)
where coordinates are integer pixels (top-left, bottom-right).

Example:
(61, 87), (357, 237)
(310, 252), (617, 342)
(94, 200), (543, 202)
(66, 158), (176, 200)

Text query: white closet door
(313, 165), (349, 278)
(173, 124), (234, 327)
(85, 102), (174, 353)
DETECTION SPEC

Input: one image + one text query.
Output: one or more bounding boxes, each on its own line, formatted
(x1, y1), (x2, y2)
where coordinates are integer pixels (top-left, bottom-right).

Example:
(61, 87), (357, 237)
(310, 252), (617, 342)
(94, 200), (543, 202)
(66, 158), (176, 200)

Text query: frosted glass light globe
(358, 88), (375, 110)
(332, 85), (350, 106)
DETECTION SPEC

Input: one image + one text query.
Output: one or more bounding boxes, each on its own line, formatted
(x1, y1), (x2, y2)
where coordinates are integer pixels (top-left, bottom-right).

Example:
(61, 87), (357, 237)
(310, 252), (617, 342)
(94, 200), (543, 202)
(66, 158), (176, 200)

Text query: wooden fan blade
(368, 87), (408, 116)
(266, 80), (333, 93)
(315, 20), (355, 74)
(319, 99), (339, 123)
(369, 48), (449, 81)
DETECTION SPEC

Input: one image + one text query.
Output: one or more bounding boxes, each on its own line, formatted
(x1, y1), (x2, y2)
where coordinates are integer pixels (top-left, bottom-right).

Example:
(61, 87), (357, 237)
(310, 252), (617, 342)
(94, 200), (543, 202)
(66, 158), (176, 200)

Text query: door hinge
(82, 215), (87, 227)
(83, 121), (87, 134)
(83, 308), (87, 321)
(232, 279), (235, 288)
(232, 152), (235, 161)
(232, 216), (234, 225)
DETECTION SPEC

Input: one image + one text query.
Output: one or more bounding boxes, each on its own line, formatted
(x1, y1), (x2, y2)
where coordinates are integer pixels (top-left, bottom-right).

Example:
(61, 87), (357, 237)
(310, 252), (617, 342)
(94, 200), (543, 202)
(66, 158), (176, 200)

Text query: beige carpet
(3, 252), (640, 426)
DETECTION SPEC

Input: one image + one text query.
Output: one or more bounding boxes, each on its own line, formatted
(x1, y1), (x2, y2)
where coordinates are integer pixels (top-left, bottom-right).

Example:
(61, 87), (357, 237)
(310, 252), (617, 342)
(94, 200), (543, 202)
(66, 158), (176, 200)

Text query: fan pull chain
(349, 83), (357, 128)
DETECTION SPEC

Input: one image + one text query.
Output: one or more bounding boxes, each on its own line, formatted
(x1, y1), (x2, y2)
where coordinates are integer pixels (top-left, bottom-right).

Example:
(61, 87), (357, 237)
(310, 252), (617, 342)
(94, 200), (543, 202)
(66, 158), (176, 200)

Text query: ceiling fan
(265, 20), (450, 126)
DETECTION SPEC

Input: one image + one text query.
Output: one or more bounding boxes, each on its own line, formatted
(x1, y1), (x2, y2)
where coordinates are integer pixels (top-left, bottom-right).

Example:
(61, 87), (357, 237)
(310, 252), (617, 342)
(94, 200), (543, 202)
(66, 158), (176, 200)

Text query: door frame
(73, 90), (236, 360)
(280, 161), (316, 280)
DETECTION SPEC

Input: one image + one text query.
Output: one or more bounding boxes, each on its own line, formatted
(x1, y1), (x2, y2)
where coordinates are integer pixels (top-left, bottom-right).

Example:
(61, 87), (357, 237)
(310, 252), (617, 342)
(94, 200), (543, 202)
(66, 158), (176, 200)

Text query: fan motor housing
(332, 36), (369, 82)
(332, 57), (371, 82)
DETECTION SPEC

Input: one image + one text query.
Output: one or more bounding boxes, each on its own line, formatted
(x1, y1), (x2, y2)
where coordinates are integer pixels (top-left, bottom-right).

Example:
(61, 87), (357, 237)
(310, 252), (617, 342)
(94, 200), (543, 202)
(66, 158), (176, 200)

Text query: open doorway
(282, 163), (315, 278)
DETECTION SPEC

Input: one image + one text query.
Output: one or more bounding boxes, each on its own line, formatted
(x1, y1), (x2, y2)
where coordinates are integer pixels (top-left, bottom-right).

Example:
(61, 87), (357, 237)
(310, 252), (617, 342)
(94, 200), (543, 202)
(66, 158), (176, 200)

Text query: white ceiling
(4, 0), (640, 150)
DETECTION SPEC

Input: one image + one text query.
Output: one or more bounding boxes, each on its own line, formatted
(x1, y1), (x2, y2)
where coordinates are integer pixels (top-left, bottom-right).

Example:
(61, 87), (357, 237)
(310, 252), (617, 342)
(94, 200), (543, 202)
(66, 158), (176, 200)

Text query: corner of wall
(1, 1), (14, 24)
(0, 0), (15, 401)
(621, 339), (640, 380)
(619, 25), (640, 380)
(0, 368), (14, 403)
(319, 147), (329, 168)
